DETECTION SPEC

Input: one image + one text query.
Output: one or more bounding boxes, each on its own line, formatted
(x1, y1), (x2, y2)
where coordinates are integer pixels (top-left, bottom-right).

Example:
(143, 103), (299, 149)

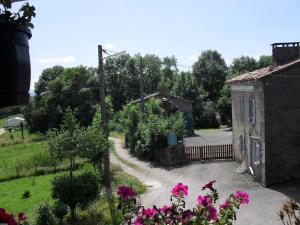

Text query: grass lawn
(0, 141), (48, 180)
(0, 167), (146, 222)
(0, 127), (41, 144)
(0, 173), (60, 220)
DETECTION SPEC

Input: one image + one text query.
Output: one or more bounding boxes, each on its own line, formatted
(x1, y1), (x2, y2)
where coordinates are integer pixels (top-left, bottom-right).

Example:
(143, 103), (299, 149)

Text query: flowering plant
(0, 208), (28, 225)
(117, 180), (249, 225)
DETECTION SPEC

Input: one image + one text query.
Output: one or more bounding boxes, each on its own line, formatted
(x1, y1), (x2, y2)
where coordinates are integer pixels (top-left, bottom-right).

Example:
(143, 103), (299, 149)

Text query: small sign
(231, 85), (254, 92)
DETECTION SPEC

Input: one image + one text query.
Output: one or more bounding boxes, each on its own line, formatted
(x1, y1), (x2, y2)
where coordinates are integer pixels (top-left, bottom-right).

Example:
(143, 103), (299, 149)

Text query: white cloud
(104, 43), (114, 50)
(189, 54), (199, 62)
(35, 56), (76, 64)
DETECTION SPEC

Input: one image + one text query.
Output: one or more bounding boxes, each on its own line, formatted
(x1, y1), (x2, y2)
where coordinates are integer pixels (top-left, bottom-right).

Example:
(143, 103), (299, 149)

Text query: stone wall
(230, 81), (266, 185)
(264, 64), (300, 185)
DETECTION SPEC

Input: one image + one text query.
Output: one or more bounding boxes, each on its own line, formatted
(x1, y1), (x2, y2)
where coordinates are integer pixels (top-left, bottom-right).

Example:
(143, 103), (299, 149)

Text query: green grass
(0, 166), (146, 223)
(0, 127), (42, 144)
(0, 173), (63, 220)
(0, 141), (48, 180)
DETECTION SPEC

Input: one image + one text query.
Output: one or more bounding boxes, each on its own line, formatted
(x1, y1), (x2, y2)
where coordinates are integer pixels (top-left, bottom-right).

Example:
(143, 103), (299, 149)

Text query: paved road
(184, 129), (232, 146)
(110, 137), (299, 225)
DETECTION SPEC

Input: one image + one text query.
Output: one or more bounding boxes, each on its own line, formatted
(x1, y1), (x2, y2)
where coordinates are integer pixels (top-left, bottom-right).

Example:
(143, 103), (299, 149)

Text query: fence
(184, 144), (233, 161)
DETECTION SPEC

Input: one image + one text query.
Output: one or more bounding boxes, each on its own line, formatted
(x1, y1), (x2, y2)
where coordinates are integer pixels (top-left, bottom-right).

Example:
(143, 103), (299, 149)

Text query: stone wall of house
(231, 81), (266, 185)
(264, 64), (300, 185)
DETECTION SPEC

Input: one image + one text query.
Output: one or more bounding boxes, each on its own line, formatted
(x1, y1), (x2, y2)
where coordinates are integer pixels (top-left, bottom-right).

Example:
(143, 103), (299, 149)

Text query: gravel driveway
(110, 137), (298, 225)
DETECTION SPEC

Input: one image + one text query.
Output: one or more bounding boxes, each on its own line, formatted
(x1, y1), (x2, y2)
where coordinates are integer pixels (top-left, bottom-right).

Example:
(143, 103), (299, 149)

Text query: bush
(120, 99), (185, 159)
(52, 172), (100, 223)
(52, 201), (68, 225)
(35, 202), (57, 225)
(197, 101), (220, 128)
(22, 190), (30, 199)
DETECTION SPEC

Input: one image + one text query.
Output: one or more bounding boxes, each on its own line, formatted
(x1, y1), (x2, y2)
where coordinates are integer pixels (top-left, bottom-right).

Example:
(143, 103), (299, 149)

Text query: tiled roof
(227, 58), (300, 84)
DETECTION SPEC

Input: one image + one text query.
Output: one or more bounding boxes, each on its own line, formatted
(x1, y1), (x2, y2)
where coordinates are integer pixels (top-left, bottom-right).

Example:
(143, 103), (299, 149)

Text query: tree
(47, 109), (103, 225)
(23, 66), (99, 133)
(158, 56), (178, 92)
(257, 55), (272, 68)
(52, 173), (99, 225)
(192, 50), (227, 103)
(230, 56), (257, 74)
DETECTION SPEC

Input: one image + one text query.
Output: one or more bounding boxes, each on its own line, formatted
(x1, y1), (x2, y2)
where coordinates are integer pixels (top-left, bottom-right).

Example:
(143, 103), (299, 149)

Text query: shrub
(52, 172), (100, 224)
(120, 98), (185, 159)
(22, 190), (30, 199)
(197, 101), (220, 128)
(35, 202), (57, 225)
(52, 201), (68, 225)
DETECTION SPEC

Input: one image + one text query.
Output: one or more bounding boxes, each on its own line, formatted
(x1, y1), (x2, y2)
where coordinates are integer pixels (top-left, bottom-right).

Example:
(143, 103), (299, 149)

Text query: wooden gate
(185, 144), (233, 161)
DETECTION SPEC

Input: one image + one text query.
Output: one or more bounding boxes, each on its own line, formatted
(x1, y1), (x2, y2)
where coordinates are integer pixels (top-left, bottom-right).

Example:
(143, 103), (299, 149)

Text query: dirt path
(110, 137), (293, 225)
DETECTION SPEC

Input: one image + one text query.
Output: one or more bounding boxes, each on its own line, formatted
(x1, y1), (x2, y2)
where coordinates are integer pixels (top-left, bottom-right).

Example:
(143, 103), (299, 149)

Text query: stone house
(228, 42), (300, 186)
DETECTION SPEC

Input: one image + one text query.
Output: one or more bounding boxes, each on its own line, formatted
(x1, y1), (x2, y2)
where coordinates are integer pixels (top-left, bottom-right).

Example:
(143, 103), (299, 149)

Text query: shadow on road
(268, 179), (300, 202)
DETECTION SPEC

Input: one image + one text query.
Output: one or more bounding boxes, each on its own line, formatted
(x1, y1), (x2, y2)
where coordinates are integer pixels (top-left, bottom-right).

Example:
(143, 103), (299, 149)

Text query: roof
(7, 117), (25, 121)
(130, 92), (192, 104)
(227, 58), (300, 84)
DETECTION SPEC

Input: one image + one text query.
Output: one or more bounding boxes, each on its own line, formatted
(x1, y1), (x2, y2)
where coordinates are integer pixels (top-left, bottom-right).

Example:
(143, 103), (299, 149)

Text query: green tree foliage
(23, 66), (99, 133)
(230, 56), (257, 75)
(158, 56), (178, 93)
(120, 99), (185, 159)
(47, 109), (103, 224)
(192, 50), (227, 102)
(52, 173), (100, 225)
(35, 202), (57, 225)
(52, 201), (68, 225)
(258, 55), (272, 68)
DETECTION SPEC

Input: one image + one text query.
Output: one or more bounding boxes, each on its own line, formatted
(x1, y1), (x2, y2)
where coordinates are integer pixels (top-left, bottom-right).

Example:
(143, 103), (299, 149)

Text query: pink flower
(219, 200), (230, 209)
(208, 206), (217, 221)
(143, 208), (156, 217)
(134, 216), (143, 225)
(197, 195), (212, 206)
(159, 205), (172, 214)
(171, 182), (188, 197)
(235, 191), (249, 204)
(0, 208), (7, 221)
(202, 180), (216, 190)
(117, 185), (136, 201)
(18, 213), (27, 222)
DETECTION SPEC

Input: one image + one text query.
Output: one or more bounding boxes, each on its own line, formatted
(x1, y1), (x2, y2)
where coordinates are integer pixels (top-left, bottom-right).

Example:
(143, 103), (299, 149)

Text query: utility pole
(139, 58), (145, 114)
(98, 45), (110, 189)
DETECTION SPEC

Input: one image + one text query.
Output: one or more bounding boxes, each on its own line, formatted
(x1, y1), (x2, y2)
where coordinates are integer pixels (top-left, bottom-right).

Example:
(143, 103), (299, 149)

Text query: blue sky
(13, 0), (300, 90)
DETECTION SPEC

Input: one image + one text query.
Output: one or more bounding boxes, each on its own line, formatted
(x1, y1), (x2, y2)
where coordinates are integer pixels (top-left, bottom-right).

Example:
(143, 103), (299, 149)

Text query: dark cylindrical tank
(0, 23), (32, 107)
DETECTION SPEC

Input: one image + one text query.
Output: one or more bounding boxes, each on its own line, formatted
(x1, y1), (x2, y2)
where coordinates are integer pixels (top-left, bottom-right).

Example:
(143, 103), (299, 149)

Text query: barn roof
(130, 92), (192, 104)
(227, 58), (300, 84)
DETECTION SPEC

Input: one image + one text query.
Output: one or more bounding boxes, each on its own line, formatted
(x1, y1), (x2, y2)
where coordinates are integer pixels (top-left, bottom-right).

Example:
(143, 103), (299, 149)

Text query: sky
(11, 0), (300, 91)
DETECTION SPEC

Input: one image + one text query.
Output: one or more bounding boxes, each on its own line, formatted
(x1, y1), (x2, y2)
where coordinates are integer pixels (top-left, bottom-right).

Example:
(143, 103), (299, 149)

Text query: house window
(239, 133), (245, 154)
(249, 97), (256, 124)
(239, 96), (244, 122)
(251, 139), (260, 166)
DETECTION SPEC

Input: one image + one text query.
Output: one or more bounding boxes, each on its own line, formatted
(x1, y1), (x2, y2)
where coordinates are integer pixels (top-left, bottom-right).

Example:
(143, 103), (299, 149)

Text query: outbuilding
(6, 117), (26, 127)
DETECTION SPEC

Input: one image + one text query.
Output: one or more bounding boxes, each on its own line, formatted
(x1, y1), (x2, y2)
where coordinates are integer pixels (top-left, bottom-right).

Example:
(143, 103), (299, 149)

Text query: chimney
(272, 42), (300, 66)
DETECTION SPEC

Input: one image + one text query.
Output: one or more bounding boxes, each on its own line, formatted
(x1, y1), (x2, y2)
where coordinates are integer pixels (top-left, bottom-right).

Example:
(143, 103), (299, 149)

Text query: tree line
(22, 50), (272, 132)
